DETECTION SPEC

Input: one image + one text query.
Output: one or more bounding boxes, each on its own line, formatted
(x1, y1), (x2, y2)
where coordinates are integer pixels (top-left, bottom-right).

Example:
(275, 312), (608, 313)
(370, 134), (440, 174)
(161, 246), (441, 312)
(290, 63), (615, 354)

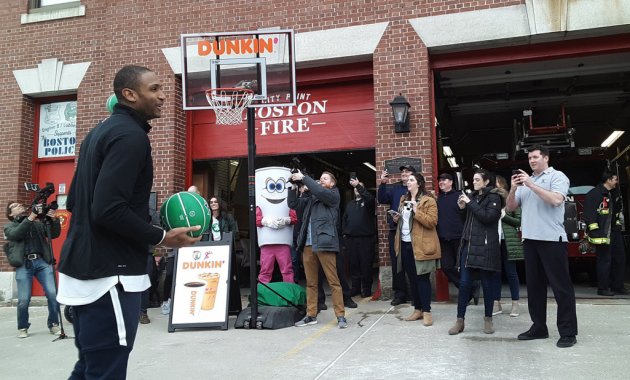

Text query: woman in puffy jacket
(448, 169), (504, 335)
(393, 173), (441, 326)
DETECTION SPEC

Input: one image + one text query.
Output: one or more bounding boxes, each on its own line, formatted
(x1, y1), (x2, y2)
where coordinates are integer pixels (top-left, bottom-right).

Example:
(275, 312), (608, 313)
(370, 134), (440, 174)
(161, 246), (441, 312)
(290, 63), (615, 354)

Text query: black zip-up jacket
(342, 184), (375, 237)
(58, 104), (164, 280)
(459, 186), (504, 272)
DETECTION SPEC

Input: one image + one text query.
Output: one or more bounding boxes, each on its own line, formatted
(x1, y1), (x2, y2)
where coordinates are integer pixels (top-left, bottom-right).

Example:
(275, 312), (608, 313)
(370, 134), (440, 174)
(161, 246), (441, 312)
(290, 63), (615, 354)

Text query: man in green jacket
(4, 202), (61, 338)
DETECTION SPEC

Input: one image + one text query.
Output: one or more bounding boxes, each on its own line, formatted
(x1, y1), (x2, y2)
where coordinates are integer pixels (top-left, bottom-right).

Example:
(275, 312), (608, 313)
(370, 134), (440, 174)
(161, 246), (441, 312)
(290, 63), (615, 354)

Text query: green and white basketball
(106, 94), (118, 113)
(160, 192), (210, 238)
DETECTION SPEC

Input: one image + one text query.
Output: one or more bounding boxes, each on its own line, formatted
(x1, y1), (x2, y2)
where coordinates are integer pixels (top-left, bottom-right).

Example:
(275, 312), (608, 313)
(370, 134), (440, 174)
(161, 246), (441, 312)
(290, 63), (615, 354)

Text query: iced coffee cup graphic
(199, 272), (220, 311)
(183, 281), (205, 316)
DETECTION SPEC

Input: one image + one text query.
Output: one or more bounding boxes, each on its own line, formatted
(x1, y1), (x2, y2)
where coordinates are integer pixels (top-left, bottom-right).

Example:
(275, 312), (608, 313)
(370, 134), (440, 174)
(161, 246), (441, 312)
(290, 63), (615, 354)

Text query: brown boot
(422, 312), (433, 326)
(448, 318), (465, 335)
(404, 309), (423, 321)
(484, 316), (494, 334)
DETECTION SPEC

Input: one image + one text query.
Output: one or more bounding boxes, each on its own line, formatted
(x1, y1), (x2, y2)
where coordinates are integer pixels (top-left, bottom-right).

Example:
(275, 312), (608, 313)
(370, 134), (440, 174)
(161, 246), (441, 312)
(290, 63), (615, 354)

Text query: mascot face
(255, 167), (291, 210)
(262, 177), (287, 204)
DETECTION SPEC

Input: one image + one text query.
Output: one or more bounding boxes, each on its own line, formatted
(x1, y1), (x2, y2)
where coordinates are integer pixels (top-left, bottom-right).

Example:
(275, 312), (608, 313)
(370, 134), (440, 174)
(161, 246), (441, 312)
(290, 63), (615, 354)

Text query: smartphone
(349, 171), (357, 180)
(512, 169), (521, 176)
(387, 209), (399, 215)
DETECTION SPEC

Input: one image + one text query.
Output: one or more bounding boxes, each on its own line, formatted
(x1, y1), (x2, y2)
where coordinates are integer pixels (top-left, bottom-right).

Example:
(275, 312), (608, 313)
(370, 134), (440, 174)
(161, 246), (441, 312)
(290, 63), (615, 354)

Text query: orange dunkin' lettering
(197, 37), (275, 56)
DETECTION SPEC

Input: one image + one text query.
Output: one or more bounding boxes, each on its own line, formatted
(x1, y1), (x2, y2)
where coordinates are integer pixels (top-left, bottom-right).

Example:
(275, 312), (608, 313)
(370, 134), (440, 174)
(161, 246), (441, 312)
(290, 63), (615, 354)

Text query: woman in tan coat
(393, 173), (441, 326)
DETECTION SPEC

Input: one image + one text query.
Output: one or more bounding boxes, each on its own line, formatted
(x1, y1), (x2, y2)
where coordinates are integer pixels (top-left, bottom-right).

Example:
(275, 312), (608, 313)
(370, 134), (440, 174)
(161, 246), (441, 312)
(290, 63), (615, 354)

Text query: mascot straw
(255, 166), (297, 283)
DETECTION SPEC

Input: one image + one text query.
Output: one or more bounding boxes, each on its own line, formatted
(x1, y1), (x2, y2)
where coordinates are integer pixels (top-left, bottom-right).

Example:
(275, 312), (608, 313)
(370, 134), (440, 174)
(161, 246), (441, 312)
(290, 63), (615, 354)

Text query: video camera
(24, 182), (58, 219)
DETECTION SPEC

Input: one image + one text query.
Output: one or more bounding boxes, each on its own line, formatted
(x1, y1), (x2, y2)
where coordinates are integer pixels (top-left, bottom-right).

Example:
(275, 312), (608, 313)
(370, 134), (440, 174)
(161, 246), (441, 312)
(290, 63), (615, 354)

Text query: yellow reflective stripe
(588, 237), (610, 244)
(588, 223), (599, 230)
(599, 209), (609, 215)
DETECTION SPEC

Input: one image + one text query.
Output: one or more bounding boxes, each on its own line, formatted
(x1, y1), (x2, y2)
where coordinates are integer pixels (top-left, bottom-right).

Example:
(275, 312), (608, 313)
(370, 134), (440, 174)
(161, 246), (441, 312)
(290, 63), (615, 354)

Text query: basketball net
(205, 88), (254, 125)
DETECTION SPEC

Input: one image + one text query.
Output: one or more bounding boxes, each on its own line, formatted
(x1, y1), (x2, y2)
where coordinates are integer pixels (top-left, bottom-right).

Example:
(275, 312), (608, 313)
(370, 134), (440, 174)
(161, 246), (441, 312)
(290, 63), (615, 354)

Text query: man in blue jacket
(57, 65), (201, 379)
(377, 165), (416, 305)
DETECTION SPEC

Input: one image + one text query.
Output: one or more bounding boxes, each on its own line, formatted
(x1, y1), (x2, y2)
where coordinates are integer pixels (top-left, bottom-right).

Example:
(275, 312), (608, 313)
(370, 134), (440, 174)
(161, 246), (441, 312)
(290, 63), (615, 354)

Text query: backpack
(3, 242), (23, 268)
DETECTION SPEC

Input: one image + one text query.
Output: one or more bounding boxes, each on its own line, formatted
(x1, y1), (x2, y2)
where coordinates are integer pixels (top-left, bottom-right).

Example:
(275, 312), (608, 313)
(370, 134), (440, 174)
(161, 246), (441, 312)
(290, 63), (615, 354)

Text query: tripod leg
(43, 220), (73, 341)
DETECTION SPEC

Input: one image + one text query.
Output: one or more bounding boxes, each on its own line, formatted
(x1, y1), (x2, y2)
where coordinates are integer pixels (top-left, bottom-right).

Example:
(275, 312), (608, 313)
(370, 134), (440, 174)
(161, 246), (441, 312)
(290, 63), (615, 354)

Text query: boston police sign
(38, 101), (77, 158)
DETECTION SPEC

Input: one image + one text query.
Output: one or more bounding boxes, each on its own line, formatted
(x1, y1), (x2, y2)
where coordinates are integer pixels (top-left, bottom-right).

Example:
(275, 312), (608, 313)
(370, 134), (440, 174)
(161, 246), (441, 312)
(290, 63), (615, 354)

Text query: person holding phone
(342, 177), (376, 298)
(392, 173), (440, 326)
(448, 169), (503, 336)
(506, 145), (578, 348)
(378, 165), (418, 305)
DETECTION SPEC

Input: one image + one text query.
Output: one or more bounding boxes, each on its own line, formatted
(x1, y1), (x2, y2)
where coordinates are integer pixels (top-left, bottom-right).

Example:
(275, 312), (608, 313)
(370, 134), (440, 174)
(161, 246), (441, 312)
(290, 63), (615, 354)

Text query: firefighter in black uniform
(584, 170), (627, 296)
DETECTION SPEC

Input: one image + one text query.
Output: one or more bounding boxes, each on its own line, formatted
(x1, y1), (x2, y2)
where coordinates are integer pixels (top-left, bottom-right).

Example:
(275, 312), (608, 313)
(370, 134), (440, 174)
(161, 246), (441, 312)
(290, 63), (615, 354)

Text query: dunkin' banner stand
(168, 234), (233, 332)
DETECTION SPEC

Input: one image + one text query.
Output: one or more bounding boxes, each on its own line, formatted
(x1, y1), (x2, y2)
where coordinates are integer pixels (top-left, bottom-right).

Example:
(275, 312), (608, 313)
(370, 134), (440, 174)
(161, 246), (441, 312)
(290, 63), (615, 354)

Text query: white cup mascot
(255, 166), (297, 283)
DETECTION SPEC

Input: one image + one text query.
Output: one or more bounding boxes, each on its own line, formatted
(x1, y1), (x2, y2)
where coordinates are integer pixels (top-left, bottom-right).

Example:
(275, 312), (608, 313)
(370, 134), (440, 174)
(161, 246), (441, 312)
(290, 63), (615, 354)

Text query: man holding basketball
(57, 65), (201, 379)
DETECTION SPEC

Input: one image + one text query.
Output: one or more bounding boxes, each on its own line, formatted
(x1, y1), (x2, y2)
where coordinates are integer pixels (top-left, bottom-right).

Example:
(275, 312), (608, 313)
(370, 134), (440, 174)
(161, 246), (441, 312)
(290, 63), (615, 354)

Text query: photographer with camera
(4, 201), (61, 338)
(288, 169), (348, 329)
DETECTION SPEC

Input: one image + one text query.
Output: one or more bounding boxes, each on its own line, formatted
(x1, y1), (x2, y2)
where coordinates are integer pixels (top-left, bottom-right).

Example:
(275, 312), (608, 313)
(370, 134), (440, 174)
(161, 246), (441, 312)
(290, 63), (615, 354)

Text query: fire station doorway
(432, 46), (630, 286)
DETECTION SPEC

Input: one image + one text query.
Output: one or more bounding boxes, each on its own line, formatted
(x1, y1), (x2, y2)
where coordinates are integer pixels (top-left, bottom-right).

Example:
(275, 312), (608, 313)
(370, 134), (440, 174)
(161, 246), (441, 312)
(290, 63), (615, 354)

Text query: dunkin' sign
(197, 37), (276, 56)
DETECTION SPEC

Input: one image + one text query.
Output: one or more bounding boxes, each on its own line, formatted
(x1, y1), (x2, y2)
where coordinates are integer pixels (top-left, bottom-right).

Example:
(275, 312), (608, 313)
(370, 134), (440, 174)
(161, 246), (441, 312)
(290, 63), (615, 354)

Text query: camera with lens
(288, 157), (306, 187)
(24, 182), (58, 219)
(403, 201), (413, 211)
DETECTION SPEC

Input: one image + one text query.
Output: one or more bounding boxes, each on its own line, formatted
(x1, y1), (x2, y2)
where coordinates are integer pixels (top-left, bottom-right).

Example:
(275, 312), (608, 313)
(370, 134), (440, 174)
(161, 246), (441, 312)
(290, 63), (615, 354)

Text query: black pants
(70, 285), (141, 380)
(163, 255), (175, 301)
(141, 255), (158, 313)
(388, 229), (408, 300)
(439, 238), (460, 288)
(523, 239), (578, 337)
(318, 249), (351, 304)
(346, 235), (375, 295)
(596, 230), (626, 291)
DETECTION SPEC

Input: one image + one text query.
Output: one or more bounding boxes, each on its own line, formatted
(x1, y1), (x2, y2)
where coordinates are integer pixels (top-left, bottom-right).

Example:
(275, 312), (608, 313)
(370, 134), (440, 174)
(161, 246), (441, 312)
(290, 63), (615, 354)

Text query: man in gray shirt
(506, 145), (578, 348)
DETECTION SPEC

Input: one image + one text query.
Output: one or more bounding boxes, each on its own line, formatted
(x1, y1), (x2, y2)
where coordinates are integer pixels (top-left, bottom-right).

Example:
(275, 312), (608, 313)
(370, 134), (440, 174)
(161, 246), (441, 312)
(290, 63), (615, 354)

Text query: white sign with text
(38, 101), (77, 158)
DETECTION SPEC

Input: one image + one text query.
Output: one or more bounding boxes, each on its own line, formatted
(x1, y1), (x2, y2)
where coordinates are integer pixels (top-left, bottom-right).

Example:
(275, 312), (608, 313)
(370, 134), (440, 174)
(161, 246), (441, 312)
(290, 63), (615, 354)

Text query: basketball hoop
(205, 88), (254, 125)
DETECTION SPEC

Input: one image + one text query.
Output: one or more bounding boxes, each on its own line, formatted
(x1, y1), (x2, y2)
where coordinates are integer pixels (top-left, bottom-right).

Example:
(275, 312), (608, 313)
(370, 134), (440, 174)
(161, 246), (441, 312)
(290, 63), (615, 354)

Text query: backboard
(181, 30), (296, 110)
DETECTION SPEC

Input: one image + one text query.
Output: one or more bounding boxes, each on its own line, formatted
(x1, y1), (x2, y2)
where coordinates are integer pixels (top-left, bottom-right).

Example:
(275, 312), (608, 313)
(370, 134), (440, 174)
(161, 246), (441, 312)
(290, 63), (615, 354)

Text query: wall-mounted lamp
(390, 94), (410, 133)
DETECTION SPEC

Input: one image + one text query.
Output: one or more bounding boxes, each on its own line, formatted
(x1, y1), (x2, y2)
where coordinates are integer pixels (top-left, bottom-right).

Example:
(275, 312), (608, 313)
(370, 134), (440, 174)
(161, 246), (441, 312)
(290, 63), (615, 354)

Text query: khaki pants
(303, 246), (345, 318)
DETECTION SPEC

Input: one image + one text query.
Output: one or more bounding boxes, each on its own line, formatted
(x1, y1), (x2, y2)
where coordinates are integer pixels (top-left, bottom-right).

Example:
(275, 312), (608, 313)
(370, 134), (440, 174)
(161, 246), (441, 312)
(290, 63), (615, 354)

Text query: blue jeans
(16, 258), (60, 330)
(457, 245), (494, 318)
(491, 240), (520, 301)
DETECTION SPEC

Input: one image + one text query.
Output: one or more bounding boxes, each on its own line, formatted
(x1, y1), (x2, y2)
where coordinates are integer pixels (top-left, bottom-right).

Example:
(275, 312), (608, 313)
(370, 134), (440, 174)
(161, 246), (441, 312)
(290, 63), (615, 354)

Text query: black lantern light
(390, 93), (411, 133)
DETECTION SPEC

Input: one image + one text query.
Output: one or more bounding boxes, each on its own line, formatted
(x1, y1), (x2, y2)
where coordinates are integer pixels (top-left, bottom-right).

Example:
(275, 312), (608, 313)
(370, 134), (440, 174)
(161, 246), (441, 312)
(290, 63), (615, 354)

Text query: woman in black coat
(448, 169), (504, 335)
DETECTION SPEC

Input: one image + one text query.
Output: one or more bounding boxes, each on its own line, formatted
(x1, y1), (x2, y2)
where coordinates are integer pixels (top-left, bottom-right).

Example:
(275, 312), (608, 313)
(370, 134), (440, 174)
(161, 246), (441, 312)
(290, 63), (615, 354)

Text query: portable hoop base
(205, 88), (254, 125)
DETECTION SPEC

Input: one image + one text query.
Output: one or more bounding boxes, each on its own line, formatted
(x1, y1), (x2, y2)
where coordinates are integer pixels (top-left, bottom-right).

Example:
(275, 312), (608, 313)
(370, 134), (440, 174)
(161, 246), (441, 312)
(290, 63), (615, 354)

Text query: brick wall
(0, 0), (523, 270)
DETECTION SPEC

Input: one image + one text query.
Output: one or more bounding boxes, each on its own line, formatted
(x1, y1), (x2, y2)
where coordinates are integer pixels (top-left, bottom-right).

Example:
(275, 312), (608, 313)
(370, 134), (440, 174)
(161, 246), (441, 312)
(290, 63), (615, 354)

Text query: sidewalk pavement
(2, 291), (630, 380)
